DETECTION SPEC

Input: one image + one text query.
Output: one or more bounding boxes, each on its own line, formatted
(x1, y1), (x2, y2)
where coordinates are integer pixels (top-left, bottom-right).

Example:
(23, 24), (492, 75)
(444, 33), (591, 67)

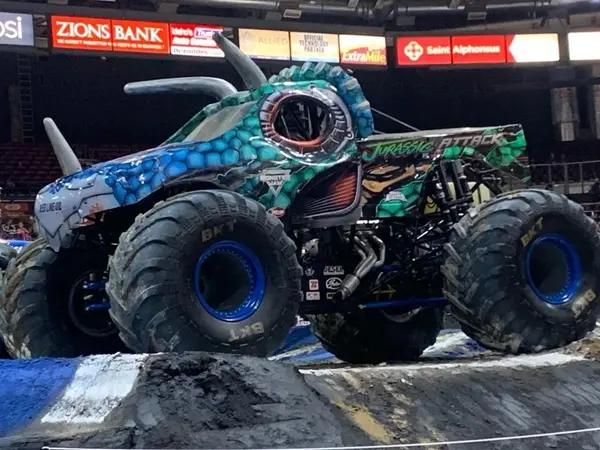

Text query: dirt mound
(1, 352), (371, 449)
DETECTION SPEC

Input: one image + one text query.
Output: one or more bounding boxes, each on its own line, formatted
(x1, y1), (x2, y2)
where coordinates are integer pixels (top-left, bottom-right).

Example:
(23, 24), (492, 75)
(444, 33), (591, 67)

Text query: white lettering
(56, 21), (110, 40)
(427, 45), (450, 55)
(453, 44), (501, 55)
(0, 16), (22, 39)
(114, 25), (162, 43)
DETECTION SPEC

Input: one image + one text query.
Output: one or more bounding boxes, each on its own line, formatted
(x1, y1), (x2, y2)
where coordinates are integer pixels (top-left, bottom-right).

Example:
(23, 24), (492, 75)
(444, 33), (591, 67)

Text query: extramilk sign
(0, 12), (34, 47)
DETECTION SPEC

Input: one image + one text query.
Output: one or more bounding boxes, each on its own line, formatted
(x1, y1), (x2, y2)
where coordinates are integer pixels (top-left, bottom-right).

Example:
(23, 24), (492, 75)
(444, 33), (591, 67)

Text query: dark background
(0, 50), (596, 162)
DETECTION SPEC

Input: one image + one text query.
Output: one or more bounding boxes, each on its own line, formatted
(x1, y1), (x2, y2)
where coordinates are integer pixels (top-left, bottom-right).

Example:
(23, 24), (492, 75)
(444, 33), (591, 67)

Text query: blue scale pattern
(44, 62), (373, 212)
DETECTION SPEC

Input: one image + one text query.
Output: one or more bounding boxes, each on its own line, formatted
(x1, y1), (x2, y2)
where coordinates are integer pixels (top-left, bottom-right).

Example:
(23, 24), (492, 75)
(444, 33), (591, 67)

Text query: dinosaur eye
(271, 96), (333, 151)
(259, 88), (353, 160)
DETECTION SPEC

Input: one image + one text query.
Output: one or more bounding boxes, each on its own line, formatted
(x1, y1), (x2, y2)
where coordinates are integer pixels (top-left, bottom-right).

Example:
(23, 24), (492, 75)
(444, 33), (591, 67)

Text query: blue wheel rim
(525, 233), (581, 305)
(193, 240), (265, 322)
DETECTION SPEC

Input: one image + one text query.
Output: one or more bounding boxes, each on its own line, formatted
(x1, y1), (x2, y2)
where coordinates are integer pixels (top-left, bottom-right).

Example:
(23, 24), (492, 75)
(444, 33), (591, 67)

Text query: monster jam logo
(260, 169), (290, 196)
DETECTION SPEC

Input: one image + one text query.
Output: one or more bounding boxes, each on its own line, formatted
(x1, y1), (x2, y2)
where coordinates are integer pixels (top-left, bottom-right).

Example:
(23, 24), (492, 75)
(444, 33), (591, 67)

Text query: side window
(183, 102), (256, 143)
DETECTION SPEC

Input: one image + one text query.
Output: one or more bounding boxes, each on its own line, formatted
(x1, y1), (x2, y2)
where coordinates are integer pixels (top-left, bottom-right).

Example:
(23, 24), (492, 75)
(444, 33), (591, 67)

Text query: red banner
(169, 23), (224, 58)
(52, 16), (222, 57)
(51, 16), (112, 51)
(396, 33), (559, 66)
(451, 35), (506, 65)
(111, 19), (169, 54)
(396, 36), (451, 66)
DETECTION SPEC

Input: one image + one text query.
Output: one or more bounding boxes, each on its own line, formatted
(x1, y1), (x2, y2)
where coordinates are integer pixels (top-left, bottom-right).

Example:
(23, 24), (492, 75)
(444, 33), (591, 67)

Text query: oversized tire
(0, 236), (122, 358)
(442, 189), (600, 353)
(0, 243), (17, 271)
(309, 307), (443, 364)
(107, 190), (302, 356)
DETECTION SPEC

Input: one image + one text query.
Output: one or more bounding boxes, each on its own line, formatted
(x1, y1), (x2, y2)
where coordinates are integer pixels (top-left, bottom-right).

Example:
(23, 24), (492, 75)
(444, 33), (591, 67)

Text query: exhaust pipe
(336, 232), (386, 300)
(43, 118), (82, 176)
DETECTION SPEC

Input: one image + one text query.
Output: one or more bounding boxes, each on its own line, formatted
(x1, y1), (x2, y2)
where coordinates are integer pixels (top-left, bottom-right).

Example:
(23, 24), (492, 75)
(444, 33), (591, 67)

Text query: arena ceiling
(2, 0), (600, 28)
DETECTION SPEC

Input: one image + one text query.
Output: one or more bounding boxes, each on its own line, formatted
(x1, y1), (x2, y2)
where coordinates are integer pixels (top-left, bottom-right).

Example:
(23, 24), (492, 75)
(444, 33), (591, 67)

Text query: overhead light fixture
(265, 11), (283, 20)
(282, 8), (302, 19)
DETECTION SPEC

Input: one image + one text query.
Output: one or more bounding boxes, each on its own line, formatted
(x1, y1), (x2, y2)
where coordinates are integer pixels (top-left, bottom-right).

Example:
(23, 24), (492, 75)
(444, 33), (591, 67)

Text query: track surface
(1, 326), (600, 449)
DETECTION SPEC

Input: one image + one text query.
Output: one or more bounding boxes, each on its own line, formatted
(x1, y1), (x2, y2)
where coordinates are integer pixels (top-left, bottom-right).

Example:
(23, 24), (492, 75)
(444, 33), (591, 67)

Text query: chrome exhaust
(336, 232), (386, 300)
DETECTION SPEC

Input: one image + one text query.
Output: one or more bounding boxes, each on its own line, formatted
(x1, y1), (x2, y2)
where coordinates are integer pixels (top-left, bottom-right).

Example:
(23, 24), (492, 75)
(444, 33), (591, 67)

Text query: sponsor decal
(396, 36), (451, 66)
(398, 34), (557, 66)
(309, 279), (319, 291)
(39, 201), (62, 213)
(306, 291), (320, 301)
(325, 277), (342, 290)
(451, 35), (506, 65)
(112, 19), (169, 54)
(268, 207), (286, 218)
(568, 31), (600, 62)
(339, 34), (386, 66)
(323, 265), (344, 276)
(384, 191), (407, 202)
(290, 31), (339, 63)
(304, 266), (315, 277)
(238, 28), (290, 60)
(169, 23), (224, 58)
(362, 139), (434, 161)
(0, 12), (34, 47)
(326, 292), (336, 300)
(51, 16), (112, 51)
(260, 169), (290, 196)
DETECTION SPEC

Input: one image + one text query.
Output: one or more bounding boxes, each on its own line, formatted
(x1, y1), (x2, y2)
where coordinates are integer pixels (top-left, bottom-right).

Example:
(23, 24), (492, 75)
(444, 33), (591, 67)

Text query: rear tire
(442, 189), (600, 353)
(309, 307), (443, 364)
(0, 236), (122, 358)
(107, 190), (302, 356)
(0, 243), (17, 271)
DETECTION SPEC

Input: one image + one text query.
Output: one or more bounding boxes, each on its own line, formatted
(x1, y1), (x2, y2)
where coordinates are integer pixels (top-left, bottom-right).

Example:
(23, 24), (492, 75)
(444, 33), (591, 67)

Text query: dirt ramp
(302, 353), (600, 450)
(0, 352), (371, 449)
(111, 353), (361, 449)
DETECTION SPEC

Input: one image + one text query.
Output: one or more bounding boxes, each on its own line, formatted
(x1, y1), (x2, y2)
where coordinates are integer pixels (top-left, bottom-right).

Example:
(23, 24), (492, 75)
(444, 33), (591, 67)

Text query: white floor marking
(42, 426), (600, 449)
(41, 354), (147, 425)
(300, 352), (585, 376)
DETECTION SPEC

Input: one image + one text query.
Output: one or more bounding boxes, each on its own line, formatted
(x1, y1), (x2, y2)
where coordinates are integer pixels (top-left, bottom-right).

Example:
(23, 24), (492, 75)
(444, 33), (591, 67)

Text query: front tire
(442, 189), (600, 353)
(309, 307), (443, 364)
(0, 236), (121, 358)
(107, 190), (302, 356)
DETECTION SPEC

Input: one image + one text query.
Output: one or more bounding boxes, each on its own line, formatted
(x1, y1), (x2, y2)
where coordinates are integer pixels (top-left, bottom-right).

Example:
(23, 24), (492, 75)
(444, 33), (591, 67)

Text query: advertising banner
(451, 35), (506, 65)
(396, 36), (451, 66)
(339, 35), (386, 66)
(290, 32), (339, 63)
(169, 23), (224, 58)
(51, 16), (112, 51)
(506, 33), (559, 63)
(238, 28), (290, 60)
(0, 12), (34, 47)
(568, 31), (600, 61)
(111, 19), (169, 54)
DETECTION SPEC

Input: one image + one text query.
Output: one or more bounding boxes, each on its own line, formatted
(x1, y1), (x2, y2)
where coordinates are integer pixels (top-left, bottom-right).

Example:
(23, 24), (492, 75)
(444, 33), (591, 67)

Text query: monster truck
(1, 33), (599, 362)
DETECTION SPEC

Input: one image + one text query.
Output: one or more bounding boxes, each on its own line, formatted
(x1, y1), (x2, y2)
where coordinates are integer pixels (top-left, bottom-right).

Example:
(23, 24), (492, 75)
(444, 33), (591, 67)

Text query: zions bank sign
(0, 13), (34, 47)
